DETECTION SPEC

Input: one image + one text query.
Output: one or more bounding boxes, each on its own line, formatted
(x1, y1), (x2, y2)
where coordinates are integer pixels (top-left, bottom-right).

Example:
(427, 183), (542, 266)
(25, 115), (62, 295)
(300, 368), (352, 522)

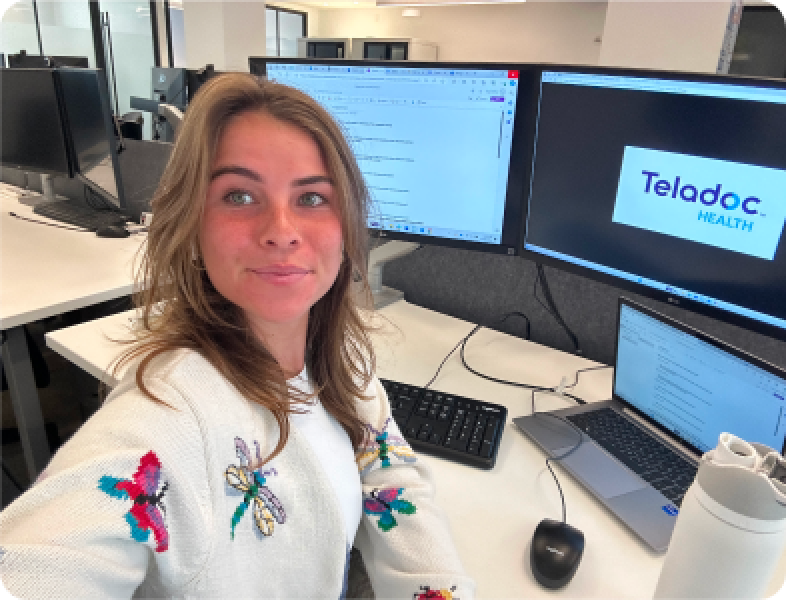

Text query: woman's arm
(0, 374), (212, 598)
(354, 377), (476, 600)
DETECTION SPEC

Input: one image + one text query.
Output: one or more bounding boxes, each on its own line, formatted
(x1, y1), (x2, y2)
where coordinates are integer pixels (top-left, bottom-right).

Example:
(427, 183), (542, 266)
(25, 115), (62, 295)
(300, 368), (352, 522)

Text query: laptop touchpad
(556, 442), (647, 500)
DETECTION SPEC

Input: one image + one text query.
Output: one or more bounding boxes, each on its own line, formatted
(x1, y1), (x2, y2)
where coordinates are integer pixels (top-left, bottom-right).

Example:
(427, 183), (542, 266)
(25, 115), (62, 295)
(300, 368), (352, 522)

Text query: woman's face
(200, 111), (344, 336)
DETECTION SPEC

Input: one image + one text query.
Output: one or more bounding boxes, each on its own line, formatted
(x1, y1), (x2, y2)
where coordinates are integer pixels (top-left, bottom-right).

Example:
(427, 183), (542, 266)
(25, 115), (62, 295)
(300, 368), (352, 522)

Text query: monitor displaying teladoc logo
(612, 147), (786, 260)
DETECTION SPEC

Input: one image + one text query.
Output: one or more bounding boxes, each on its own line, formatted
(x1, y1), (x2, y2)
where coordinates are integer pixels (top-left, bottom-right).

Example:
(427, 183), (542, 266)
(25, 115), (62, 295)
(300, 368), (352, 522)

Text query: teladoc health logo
(612, 147), (786, 260)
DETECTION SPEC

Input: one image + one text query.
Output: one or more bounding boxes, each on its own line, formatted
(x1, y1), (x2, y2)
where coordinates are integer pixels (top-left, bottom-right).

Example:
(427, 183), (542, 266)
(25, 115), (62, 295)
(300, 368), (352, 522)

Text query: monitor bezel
(0, 68), (74, 178)
(613, 296), (786, 456)
(251, 56), (538, 257)
(55, 67), (127, 213)
(522, 63), (786, 342)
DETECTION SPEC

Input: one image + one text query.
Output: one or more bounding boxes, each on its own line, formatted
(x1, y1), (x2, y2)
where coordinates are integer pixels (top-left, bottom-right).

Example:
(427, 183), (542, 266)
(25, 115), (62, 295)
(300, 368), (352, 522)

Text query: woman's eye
(225, 191), (254, 205)
(299, 192), (326, 207)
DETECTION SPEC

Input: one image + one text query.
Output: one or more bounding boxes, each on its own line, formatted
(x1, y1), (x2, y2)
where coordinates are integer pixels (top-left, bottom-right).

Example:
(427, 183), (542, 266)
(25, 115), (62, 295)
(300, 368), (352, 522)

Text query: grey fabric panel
(116, 139), (173, 218)
(382, 245), (786, 370)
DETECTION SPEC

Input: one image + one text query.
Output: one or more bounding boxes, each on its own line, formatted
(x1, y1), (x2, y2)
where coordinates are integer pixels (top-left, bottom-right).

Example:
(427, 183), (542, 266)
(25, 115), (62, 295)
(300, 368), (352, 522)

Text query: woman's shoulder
(112, 347), (230, 394)
(353, 373), (388, 427)
(107, 347), (249, 420)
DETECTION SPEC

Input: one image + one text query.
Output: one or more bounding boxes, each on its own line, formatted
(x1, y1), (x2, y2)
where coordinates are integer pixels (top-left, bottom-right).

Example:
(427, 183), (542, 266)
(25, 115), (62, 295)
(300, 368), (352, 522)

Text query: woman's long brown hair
(114, 73), (376, 464)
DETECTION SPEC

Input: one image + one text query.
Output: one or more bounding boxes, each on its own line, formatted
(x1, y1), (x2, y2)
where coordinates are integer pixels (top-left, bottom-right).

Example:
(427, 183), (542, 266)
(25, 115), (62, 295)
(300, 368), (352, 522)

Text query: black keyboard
(33, 200), (129, 231)
(566, 408), (698, 506)
(381, 378), (507, 470)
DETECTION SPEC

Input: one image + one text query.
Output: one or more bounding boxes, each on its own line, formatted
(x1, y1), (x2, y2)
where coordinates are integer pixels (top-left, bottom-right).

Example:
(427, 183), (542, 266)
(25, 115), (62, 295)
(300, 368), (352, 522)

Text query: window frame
(266, 4), (307, 57)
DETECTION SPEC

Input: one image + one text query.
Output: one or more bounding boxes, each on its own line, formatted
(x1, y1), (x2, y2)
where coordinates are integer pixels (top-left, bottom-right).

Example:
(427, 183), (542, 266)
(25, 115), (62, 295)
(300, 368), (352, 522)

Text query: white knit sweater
(0, 349), (474, 599)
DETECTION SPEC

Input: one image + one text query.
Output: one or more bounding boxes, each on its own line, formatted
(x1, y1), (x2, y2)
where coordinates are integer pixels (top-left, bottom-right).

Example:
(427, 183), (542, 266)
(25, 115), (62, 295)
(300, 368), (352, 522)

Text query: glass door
(97, 0), (156, 139)
(265, 6), (306, 57)
(36, 1), (95, 67)
(1, 0), (42, 61)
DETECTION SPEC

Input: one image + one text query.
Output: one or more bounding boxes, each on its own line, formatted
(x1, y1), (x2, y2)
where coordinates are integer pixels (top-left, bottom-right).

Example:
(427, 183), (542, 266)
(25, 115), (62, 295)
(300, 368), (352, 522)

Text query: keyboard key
(484, 419), (499, 442)
(379, 378), (507, 469)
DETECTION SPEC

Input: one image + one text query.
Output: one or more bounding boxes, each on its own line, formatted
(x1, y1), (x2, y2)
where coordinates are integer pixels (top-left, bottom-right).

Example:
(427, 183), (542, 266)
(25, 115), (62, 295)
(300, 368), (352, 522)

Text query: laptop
(513, 297), (786, 552)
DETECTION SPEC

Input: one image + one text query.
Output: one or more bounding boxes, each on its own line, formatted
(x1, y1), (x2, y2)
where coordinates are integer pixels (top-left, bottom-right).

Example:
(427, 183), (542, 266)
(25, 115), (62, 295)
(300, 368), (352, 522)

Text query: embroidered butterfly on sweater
(225, 437), (287, 540)
(98, 450), (169, 553)
(356, 417), (416, 476)
(413, 585), (458, 600)
(363, 487), (416, 532)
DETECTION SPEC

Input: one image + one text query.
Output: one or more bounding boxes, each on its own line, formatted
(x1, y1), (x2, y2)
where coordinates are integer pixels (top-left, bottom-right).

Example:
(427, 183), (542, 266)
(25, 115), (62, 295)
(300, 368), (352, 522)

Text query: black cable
(9, 212), (90, 232)
(459, 334), (586, 404)
(530, 389), (586, 524)
(424, 324), (481, 389)
(498, 311), (530, 340)
(534, 264), (582, 356)
(423, 311), (529, 391)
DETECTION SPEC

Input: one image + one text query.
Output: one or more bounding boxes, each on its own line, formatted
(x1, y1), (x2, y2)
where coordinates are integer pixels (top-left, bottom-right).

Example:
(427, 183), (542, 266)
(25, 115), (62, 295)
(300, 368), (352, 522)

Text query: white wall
(316, 2), (608, 64)
(183, 1), (266, 71)
(598, 0), (734, 72)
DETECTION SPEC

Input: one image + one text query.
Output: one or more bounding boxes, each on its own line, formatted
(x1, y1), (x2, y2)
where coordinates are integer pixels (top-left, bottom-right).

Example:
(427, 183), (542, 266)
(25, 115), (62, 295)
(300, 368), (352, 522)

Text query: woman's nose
(259, 203), (302, 248)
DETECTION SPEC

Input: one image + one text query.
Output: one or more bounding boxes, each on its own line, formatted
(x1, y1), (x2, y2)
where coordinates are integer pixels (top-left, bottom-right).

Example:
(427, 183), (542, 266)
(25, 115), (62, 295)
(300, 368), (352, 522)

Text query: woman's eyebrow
(210, 166), (262, 182)
(293, 175), (332, 186)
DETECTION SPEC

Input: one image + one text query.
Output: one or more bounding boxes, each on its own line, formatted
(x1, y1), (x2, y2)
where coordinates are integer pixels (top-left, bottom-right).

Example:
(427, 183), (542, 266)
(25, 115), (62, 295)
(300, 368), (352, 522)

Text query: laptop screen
(614, 299), (786, 455)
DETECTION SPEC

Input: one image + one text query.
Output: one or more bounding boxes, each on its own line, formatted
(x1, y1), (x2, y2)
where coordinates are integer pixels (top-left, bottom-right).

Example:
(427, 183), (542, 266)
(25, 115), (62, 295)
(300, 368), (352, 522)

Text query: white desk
(0, 192), (144, 479)
(44, 299), (786, 597)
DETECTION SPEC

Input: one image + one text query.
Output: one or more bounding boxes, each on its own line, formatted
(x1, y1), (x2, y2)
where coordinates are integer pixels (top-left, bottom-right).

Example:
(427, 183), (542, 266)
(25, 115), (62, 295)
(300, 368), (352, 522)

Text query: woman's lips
(249, 265), (312, 283)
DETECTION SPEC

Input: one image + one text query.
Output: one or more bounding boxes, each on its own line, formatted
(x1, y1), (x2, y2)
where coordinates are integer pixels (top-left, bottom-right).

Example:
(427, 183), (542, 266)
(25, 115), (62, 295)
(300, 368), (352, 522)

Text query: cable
(423, 311), (529, 390)
(459, 334), (586, 404)
(562, 365), (613, 390)
(530, 389), (586, 524)
(499, 311), (531, 341)
(9, 212), (90, 232)
(534, 264), (582, 356)
(424, 324), (481, 389)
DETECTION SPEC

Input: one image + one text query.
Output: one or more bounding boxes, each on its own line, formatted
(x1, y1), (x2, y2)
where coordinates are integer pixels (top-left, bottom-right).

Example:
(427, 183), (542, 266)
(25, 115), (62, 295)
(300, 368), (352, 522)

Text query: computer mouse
(530, 518), (585, 589)
(95, 224), (130, 238)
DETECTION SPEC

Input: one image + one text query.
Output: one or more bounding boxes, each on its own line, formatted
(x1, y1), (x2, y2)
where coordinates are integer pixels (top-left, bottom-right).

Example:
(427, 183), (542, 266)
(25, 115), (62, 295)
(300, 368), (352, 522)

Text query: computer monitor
(7, 51), (49, 68)
(151, 67), (187, 142)
(523, 65), (786, 339)
(0, 68), (73, 177)
(56, 68), (126, 212)
(255, 58), (536, 256)
(152, 67), (187, 107)
(48, 55), (89, 68)
(185, 64), (218, 103)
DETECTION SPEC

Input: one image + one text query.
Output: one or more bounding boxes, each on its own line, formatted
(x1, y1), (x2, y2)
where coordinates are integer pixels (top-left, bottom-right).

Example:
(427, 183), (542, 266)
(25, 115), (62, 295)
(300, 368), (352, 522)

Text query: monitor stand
(368, 240), (419, 309)
(17, 174), (68, 207)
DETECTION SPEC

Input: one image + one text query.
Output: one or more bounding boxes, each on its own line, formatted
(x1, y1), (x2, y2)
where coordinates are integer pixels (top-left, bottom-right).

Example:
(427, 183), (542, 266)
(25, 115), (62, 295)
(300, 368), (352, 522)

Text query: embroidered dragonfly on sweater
(363, 487), (416, 532)
(356, 417), (416, 476)
(98, 450), (169, 553)
(225, 437), (286, 539)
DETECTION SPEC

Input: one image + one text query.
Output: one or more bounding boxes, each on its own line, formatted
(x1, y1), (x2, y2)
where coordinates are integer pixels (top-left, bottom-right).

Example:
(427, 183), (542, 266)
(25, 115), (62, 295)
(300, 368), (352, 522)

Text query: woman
(0, 74), (473, 599)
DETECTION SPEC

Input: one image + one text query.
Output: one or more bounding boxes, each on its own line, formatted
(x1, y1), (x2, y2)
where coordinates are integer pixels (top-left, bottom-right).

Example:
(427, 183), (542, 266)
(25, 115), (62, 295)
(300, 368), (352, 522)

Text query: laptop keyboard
(566, 408), (697, 506)
(381, 378), (507, 470)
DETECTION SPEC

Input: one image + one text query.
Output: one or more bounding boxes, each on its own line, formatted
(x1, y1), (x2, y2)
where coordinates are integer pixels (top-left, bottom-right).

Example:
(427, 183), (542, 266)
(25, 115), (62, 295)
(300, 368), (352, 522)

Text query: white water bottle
(654, 433), (786, 599)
